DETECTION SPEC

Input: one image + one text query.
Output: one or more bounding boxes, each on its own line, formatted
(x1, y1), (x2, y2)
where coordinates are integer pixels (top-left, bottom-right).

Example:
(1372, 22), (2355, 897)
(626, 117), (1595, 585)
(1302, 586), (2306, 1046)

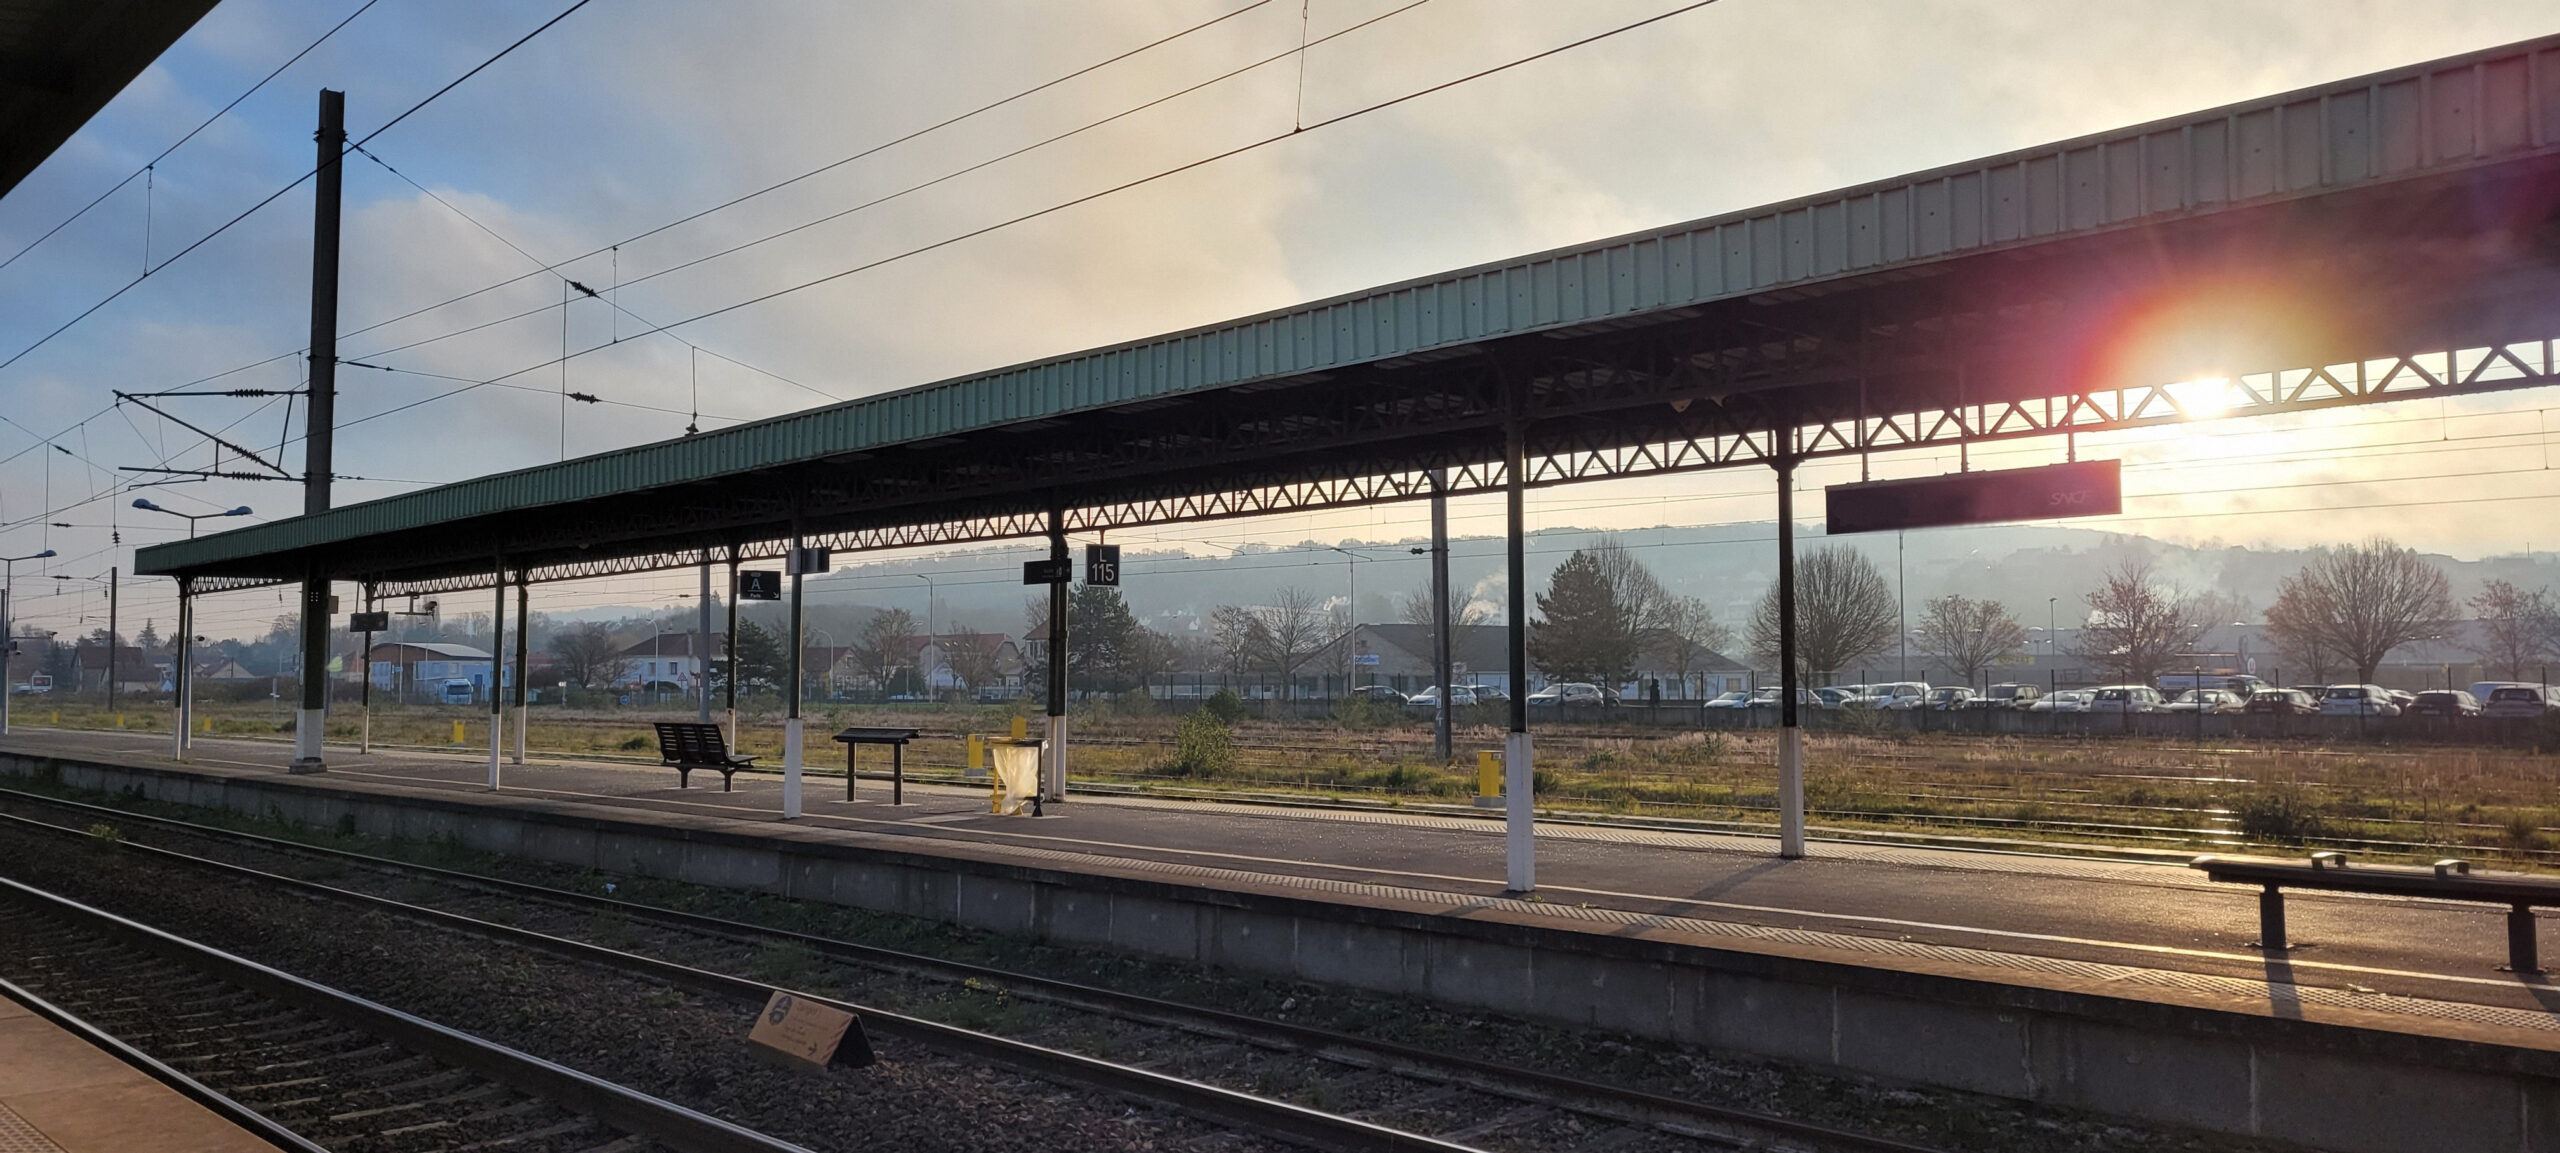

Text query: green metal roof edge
(135, 29), (2560, 577)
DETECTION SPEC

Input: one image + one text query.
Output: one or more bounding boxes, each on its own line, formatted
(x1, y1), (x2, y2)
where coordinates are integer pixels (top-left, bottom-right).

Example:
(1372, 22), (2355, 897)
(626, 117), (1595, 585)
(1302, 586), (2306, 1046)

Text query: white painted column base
(724, 708), (737, 749)
(1504, 730), (1534, 893)
(1044, 715), (1067, 802)
(1779, 724), (1806, 858)
(487, 711), (503, 791)
(783, 717), (805, 819)
(289, 709), (327, 774)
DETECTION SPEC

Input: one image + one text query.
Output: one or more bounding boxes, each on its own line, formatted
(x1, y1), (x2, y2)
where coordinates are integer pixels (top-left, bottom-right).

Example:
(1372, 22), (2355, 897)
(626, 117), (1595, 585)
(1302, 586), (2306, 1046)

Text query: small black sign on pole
(1023, 558), (1072, 585)
(348, 611), (390, 632)
(1084, 544), (1120, 586)
(737, 570), (783, 601)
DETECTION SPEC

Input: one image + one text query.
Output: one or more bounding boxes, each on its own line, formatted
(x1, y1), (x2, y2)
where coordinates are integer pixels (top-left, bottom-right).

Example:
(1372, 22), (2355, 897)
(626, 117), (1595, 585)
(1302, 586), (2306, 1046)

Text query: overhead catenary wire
(0, 0), (595, 377)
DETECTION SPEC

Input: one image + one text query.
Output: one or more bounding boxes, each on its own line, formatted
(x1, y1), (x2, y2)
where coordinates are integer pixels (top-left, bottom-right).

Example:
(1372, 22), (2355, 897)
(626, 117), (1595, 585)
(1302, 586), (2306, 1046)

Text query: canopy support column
(1431, 469), (1453, 763)
(724, 546), (739, 745)
(358, 584), (374, 754)
(697, 559), (713, 723)
(1504, 420), (1533, 895)
(487, 560), (505, 791)
(1045, 504), (1069, 803)
(1776, 458), (1806, 859)
(783, 528), (806, 820)
(510, 577), (529, 765)
(172, 578), (190, 762)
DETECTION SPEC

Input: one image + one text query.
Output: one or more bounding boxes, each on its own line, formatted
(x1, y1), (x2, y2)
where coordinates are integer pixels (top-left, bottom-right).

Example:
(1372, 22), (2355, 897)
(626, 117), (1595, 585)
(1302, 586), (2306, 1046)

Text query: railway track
(0, 785), (1954, 1153)
(0, 875), (808, 1153)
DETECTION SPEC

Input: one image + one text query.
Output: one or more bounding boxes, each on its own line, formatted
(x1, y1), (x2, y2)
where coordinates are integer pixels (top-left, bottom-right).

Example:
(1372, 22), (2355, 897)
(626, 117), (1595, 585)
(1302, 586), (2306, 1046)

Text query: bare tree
(1747, 546), (1898, 682)
(1208, 605), (1268, 686)
(1256, 586), (1329, 698)
(939, 625), (1003, 695)
(1655, 595), (1733, 696)
(2466, 580), (2560, 682)
(1915, 594), (2028, 686)
(1122, 627), (1181, 695)
(2075, 560), (2215, 685)
(851, 607), (917, 692)
(548, 623), (627, 689)
(1397, 580), (1492, 681)
(2261, 539), (2451, 683)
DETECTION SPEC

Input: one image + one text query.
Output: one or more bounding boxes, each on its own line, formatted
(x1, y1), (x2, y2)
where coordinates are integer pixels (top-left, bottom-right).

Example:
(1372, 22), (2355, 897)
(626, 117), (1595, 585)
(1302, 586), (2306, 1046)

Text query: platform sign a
(348, 611), (390, 632)
(1825, 459), (2122, 535)
(737, 570), (783, 601)
(1023, 558), (1072, 585)
(1084, 544), (1121, 586)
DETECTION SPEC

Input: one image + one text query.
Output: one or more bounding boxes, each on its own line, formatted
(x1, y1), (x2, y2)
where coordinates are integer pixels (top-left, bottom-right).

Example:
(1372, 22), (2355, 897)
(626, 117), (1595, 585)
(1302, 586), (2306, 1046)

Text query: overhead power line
(0, 0), (596, 377)
(0, 0), (380, 276)
(344, 0), (1727, 429)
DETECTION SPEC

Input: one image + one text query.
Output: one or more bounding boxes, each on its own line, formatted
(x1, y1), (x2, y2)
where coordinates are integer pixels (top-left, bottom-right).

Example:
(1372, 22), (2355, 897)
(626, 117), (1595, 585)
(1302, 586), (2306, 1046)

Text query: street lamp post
(130, 499), (252, 540)
(811, 628), (837, 701)
(52, 571), (116, 713)
(1, 549), (58, 737)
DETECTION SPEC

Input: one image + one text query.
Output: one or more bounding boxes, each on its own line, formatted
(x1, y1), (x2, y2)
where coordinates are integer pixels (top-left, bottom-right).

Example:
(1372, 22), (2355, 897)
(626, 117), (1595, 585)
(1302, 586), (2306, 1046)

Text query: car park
(2029, 689), (2093, 713)
(1527, 682), (1614, 707)
(2405, 689), (2480, 717)
(1347, 685), (1408, 703)
(2164, 689), (2246, 715)
(1923, 686), (1976, 710)
(2242, 688), (2319, 715)
(2319, 684), (2401, 717)
(1749, 687), (1822, 709)
(2087, 685), (2166, 713)
(2484, 685), (2560, 718)
(1972, 682), (2043, 709)
(1873, 682), (1930, 710)
(1468, 686), (1509, 706)
(1700, 690), (1753, 709)
(1813, 687), (1858, 709)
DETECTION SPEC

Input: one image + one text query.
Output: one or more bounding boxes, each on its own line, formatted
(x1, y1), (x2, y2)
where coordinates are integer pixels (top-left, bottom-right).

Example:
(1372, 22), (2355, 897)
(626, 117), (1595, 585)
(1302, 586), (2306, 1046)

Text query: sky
(3, 0), (2559, 645)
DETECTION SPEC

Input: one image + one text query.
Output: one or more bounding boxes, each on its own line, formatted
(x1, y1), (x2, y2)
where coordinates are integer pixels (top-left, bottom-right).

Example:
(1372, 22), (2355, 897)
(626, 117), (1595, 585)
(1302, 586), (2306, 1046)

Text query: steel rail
(0, 787), (1947, 1153)
(0, 974), (333, 1153)
(0, 807), (1482, 1153)
(0, 874), (818, 1153)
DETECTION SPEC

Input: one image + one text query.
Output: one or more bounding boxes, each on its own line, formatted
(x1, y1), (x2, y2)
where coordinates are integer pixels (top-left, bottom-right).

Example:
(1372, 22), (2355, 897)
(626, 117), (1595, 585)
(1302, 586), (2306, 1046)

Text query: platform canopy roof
(140, 33), (2560, 593)
(0, 0), (221, 198)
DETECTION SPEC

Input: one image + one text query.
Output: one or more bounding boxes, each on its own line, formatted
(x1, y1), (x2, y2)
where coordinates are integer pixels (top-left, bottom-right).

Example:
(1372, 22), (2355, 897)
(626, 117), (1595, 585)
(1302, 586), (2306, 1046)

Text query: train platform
(0, 986), (273, 1153)
(6, 725), (2560, 1035)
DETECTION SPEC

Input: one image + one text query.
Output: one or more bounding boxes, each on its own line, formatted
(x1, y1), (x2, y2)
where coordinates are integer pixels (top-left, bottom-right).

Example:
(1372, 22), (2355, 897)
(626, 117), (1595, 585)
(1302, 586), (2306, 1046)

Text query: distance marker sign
(1824, 459), (2121, 534)
(1084, 544), (1121, 586)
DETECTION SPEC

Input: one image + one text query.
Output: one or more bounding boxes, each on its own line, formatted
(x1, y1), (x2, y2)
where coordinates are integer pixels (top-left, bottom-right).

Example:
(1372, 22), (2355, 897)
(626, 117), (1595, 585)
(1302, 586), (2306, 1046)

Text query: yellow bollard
(1009, 715), (1027, 740)
(114, 714), (125, 729)
(451, 719), (466, 745)
(1475, 751), (1502, 809)
(201, 716), (212, 733)
(965, 734), (987, 779)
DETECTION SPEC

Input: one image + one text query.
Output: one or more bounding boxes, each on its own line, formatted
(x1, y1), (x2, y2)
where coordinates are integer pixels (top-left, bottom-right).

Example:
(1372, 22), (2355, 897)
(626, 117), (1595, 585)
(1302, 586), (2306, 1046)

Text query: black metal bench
(832, 727), (920, 804)
(652, 721), (754, 790)
(2191, 852), (2560, 973)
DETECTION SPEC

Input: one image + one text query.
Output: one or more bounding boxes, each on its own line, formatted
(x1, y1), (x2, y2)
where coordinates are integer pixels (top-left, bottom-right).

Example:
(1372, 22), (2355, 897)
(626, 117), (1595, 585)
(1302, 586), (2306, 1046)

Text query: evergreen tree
(729, 617), (786, 693)
(1068, 582), (1141, 692)
(1528, 550), (1635, 683)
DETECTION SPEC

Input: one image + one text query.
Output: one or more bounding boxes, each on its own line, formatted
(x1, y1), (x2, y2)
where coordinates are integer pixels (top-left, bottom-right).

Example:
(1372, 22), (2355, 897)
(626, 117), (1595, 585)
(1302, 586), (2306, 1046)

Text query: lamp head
(223, 507), (252, 517)
(131, 498), (162, 512)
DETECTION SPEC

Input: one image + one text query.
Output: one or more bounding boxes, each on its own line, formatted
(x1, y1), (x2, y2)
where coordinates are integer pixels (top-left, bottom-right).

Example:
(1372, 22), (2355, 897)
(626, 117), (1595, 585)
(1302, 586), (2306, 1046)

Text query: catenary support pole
(511, 578), (529, 764)
(292, 89), (345, 775)
(783, 530), (806, 819)
(1045, 505), (1069, 803)
(697, 561), (712, 723)
(724, 547), (739, 744)
(1431, 469), (1453, 763)
(1504, 422), (1533, 894)
(487, 562), (505, 790)
(172, 578), (190, 762)
(1776, 459), (1806, 859)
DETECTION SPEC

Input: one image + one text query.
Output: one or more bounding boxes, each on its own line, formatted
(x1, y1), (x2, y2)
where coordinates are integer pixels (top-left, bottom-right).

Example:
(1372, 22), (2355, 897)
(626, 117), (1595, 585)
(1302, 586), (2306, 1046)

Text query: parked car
(1923, 686), (1976, 710)
(1813, 687), (1859, 709)
(2029, 689), (2093, 713)
(2164, 689), (2246, 715)
(1749, 687), (1823, 709)
(2386, 689), (2418, 709)
(1468, 686), (1509, 706)
(2484, 685), (2560, 718)
(2318, 684), (2401, 717)
(1527, 682), (1615, 707)
(2087, 685), (2166, 713)
(1406, 685), (1477, 709)
(1347, 684), (1408, 703)
(2405, 690), (2480, 718)
(1874, 682), (1931, 710)
(1971, 682), (2043, 709)
(1700, 690), (1753, 710)
(2242, 688), (2319, 715)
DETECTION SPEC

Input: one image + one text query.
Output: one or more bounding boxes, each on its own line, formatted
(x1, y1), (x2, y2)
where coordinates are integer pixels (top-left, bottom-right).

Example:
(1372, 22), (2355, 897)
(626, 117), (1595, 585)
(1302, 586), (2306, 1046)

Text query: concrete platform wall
(11, 751), (2560, 1153)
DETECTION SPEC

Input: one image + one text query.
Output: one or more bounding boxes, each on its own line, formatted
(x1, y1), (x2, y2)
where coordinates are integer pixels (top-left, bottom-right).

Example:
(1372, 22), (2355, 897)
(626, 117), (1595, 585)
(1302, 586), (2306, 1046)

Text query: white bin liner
(991, 740), (1043, 815)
